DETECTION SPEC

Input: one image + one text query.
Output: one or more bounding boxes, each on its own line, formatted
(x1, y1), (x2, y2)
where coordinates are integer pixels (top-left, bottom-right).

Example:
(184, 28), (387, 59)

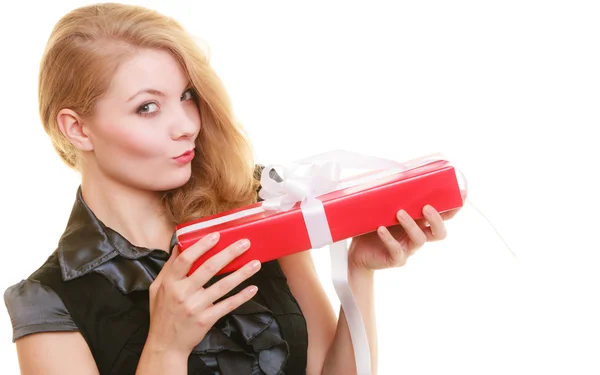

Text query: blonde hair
(39, 3), (260, 223)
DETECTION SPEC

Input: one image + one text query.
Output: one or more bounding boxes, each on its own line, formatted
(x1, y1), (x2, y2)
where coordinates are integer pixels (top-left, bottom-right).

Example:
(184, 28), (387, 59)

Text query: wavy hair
(38, 3), (260, 223)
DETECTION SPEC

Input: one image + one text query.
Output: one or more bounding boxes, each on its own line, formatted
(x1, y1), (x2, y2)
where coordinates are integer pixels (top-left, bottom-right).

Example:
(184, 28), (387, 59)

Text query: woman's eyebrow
(126, 88), (166, 102)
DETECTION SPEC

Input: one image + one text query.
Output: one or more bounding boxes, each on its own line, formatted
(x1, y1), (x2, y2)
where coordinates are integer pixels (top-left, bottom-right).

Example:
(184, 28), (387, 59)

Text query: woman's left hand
(349, 205), (460, 271)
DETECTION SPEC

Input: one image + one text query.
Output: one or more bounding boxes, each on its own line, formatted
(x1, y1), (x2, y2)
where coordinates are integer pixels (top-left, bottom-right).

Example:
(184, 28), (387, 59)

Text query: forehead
(108, 48), (189, 99)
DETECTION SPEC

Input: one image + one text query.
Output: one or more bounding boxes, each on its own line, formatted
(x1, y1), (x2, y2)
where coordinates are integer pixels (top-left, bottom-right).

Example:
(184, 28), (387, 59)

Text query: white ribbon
(258, 150), (450, 375)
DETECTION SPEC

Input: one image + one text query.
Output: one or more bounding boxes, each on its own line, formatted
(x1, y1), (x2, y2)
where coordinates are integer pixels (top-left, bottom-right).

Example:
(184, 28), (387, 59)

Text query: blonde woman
(4, 3), (458, 374)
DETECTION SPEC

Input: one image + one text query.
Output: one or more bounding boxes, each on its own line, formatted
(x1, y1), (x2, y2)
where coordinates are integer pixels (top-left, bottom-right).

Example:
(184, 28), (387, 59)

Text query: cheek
(92, 117), (164, 162)
(99, 125), (165, 160)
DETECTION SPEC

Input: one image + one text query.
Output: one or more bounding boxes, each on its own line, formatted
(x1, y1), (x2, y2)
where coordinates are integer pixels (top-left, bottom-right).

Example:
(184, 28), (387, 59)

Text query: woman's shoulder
(4, 253), (79, 342)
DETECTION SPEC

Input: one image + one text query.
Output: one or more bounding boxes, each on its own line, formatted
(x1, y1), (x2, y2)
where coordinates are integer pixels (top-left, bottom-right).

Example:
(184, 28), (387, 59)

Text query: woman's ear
(57, 109), (94, 151)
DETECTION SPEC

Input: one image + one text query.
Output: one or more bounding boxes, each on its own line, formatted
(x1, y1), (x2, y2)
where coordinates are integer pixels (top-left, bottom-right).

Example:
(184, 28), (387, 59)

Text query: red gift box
(176, 154), (466, 276)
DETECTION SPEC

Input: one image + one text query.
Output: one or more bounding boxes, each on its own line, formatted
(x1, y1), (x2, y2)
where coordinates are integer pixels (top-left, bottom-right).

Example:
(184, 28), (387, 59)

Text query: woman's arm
(15, 332), (99, 375)
(279, 252), (378, 375)
(136, 341), (188, 375)
(320, 267), (377, 375)
(15, 331), (189, 375)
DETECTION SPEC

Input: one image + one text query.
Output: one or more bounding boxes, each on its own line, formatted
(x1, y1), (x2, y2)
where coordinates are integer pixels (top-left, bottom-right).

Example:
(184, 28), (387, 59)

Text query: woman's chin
(144, 169), (192, 192)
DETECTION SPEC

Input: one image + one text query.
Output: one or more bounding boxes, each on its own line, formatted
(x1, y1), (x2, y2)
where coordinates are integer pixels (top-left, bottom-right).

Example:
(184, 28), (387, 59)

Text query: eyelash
(136, 88), (196, 117)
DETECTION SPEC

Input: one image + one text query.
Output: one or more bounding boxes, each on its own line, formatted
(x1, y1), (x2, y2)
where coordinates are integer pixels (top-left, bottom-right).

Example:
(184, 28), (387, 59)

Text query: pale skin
(15, 48), (460, 375)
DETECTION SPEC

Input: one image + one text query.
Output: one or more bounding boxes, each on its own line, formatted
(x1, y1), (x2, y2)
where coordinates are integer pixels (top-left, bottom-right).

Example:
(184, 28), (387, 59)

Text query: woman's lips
(173, 149), (195, 164)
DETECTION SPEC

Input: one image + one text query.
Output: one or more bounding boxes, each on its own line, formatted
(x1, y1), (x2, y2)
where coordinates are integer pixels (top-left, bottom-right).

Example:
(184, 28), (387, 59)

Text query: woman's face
(78, 48), (201, 192)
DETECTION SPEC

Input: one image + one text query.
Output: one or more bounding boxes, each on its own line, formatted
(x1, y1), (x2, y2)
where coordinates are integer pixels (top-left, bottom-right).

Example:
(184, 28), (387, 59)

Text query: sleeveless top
(3, 168), (309, 375)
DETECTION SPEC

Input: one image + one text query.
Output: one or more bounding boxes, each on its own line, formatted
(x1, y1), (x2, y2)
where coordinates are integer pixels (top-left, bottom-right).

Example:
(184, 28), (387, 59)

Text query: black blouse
(4, 174), (309, 374)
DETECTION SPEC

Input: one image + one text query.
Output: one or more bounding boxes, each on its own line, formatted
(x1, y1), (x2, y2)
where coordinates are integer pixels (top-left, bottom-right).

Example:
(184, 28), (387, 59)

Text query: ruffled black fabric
(192, 299), (289, 375)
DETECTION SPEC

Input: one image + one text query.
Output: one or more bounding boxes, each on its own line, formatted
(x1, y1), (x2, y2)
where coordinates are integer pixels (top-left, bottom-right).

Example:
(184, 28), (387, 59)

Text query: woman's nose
(171, 109), (200, 140)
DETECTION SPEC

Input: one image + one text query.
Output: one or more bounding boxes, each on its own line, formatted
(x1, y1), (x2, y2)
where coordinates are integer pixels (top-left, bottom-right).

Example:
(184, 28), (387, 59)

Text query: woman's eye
(138, 102), (159, 115)
(181, 89), (195, 101)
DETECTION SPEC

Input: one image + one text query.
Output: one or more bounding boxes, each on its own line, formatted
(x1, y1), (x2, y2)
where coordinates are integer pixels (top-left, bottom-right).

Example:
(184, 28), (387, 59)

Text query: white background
(1, 1), (599, 374)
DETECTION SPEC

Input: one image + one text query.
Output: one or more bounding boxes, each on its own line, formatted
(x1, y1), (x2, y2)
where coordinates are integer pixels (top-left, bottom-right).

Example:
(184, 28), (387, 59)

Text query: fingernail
(248, 260), (261, 270)
(397, 210), (408, 220)
(377, 226), (387, 236)
(208, 232), (220, 242)
(424, 205), (435, 215)
(248, 285), (258, 294)
(238, 239), (250, 250)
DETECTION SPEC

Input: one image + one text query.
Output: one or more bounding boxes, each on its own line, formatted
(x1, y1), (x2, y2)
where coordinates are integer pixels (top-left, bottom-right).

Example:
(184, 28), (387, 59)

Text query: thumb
(152, 245), (179, 289)
(170, 244), (180, 258)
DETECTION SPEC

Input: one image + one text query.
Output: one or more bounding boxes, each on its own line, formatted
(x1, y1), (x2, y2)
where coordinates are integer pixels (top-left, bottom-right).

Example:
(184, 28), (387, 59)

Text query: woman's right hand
(145, 232), (261, 358)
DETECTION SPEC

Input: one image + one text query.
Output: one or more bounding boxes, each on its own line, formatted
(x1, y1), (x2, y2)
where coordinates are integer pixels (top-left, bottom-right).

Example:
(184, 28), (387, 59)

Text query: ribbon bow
(259, 161), (343, 212)
(258, 149), (419, 211)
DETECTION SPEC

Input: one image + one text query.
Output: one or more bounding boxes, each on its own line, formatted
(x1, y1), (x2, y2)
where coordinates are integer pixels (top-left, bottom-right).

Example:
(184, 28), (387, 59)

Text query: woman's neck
(80, 173), (175, 252)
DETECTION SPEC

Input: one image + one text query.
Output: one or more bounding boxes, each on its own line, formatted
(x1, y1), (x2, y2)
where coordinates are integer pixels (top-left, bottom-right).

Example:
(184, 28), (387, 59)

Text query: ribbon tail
(330, 240), (372, 375)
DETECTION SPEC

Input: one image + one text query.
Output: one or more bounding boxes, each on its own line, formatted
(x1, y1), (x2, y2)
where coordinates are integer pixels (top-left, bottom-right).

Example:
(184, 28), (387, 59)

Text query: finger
(396, 210), (427, 248)
(377, 226), (408, 266)
(202, 259), (262, 304)
(422, 205), (447, 240)
(149, 246), (180, 304)
(425, 223), (446, 241)
(202, 285), (259, 323)
(440, 207), (461, 221)
(187, 239), (252, 287)
(153, 245), (179, 287)
(421, 227), (438, 242)
(164, 244), (180, 270)
(171, 232), (221, 279)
